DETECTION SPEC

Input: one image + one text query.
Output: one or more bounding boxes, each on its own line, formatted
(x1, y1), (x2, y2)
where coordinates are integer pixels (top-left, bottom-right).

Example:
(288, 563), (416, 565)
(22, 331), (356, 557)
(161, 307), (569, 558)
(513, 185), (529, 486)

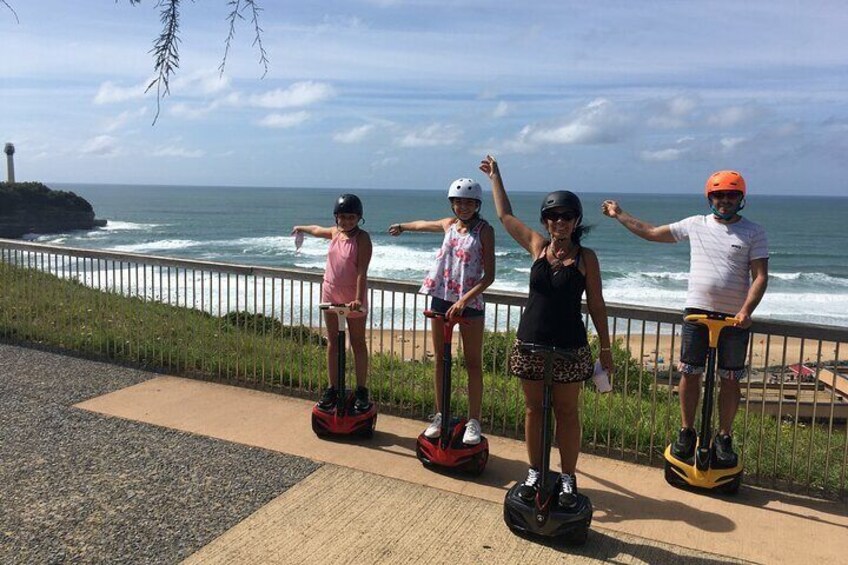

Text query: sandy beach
(352, 326), (843, 372)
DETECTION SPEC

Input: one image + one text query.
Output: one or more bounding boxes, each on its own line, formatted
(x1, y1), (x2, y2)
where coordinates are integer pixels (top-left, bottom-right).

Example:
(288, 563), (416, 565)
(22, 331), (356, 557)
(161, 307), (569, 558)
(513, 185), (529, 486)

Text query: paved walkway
(3, 343), (847, 564)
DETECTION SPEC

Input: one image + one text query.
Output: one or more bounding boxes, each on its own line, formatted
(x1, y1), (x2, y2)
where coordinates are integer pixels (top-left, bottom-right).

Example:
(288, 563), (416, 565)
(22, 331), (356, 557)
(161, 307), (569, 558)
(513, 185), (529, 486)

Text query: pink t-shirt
(322, 231), (367, 314)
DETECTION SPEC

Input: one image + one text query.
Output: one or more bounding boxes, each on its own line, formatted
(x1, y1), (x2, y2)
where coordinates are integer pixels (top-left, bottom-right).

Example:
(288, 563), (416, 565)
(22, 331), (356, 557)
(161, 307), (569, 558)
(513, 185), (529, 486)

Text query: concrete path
(78, 376), (848, 565)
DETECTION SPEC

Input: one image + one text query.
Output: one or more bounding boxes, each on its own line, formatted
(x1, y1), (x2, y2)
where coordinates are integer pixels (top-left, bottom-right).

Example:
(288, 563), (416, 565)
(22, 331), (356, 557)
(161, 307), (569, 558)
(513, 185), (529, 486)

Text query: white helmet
(447, 178), (483, 202)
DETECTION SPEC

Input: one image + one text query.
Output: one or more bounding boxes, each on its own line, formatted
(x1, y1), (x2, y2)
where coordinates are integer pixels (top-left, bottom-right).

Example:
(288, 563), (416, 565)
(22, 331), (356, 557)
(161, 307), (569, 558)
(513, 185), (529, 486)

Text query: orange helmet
(704, 170), (746, 197)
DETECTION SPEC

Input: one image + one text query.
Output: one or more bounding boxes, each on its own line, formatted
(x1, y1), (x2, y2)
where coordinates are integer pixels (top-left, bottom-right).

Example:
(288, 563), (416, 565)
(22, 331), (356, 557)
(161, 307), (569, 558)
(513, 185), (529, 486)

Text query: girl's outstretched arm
(479, 155), (546, 257)
(583, 247), (614, 374)
(292, 225), (335, 239)
(388, 218), (452, 235)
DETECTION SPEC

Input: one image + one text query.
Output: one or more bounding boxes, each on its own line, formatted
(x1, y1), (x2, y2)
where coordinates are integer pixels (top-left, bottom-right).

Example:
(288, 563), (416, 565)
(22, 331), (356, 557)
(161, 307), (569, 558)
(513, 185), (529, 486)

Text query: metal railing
(1, 239), (847, 498)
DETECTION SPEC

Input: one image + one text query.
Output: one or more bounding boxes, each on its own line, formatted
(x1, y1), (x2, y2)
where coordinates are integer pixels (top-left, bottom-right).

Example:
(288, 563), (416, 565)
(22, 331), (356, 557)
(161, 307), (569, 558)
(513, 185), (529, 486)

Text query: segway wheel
(466, 449), (489, 476)
(415, 442), (432, 468)
(311, 414), (328, 437)
(358, 415), (377, 439)
(718, 474), (742, 495)
(502, 505), (522, 535)
(563, 522), (590, 546)
(664, 460), (688, 489)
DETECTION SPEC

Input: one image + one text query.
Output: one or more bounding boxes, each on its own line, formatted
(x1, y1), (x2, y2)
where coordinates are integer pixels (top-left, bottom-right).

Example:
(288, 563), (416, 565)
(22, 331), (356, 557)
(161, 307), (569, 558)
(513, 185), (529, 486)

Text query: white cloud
(257, 111), (310, 128)
(706, 105), (764, 128)
(172, 70), (231, 96)
(492, 101), (509, 118)
(647, 95), (699, 129)
(170, 102), (219, 120)
(720, 136), (747, 151)
(639, 135), (694, 162)
(333, 124), (375, 144)
(503, 98), (629, 152)
(370, 156), (399, 170)
(102, 108), (147, 133)
(169, 93), (241, 120)
(93, 81), (148, 105)
(151, 145), (205, 158)
(249, 81), (335, 109)
(80, 135), (121, 157)
(398, 123), (462, 147)
(640, 148), (688, 162)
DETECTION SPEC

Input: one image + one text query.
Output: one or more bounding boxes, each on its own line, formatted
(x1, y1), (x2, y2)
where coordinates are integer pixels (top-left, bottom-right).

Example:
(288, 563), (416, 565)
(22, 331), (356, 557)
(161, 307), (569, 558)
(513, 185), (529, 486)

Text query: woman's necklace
(547, 239), (573, 271)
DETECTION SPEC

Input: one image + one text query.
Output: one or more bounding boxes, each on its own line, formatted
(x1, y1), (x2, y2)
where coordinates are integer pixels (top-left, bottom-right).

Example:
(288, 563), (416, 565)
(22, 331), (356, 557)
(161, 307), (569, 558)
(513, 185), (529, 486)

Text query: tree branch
(144, 0), (181, 124)
(1, 0), (20, 23)
(219, 0), (243, 78)
(244, 0), (269, 78)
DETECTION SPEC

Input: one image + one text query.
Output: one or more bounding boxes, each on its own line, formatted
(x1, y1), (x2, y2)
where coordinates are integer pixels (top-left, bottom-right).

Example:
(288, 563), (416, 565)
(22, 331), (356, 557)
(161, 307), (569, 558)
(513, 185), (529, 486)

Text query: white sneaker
(424, 412), (442, 438)
(463, 418), (482, 445)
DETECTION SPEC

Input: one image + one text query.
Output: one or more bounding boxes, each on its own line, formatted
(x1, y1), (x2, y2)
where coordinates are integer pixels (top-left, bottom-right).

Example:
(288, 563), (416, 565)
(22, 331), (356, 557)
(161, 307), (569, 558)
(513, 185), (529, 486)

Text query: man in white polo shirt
(601, 170), (769, 466)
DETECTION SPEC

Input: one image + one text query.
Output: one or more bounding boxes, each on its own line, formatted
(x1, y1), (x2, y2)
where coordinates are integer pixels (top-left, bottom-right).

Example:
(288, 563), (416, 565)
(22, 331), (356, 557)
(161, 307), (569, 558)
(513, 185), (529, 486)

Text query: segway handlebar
(319, 302), (360, 315)
(423, 310), (471, 325)
(517, 342), (579, 364)
(684, 314), (741, 348)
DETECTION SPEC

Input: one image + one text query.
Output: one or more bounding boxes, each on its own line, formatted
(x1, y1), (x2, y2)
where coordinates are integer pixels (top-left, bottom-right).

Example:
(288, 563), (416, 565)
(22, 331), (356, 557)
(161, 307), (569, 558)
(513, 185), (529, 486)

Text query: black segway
(664, 313), (743, 493)
(311, 303), (377, 438)
(415, 310), (489, 475)
(504, 342), (593, 544)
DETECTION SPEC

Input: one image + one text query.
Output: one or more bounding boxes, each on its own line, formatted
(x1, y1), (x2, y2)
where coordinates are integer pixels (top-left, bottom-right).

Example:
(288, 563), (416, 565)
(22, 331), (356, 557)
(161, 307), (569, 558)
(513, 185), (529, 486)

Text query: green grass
(1, 261), (844, 497)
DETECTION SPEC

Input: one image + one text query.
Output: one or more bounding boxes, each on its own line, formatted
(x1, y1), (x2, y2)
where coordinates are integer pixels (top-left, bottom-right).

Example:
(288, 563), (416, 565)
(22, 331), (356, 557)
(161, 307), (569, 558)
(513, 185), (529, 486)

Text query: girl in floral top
(388, 178), (496, 445)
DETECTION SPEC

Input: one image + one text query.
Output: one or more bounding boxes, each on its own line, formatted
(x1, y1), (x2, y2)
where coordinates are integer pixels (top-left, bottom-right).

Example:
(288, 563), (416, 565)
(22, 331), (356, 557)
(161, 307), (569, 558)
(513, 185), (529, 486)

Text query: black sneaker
(517, 468), (541, 503)
(558, 473), (578, 509)
(353, 386), (370, 412)
(672, 427), (696, 460)
(713, 433), (738, 467)
(318, 386), (337, 410)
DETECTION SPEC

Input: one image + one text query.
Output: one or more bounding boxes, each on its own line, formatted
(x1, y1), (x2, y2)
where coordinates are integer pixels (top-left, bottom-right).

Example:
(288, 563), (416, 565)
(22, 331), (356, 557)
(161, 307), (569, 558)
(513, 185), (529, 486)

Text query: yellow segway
(664, 313), (743, 494)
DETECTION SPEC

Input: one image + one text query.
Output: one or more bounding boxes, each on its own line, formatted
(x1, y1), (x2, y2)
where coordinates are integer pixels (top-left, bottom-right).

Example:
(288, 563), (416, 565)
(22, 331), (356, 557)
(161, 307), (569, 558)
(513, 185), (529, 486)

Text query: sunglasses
(543, 211), (578, 222)
(710, 191), (743, 200)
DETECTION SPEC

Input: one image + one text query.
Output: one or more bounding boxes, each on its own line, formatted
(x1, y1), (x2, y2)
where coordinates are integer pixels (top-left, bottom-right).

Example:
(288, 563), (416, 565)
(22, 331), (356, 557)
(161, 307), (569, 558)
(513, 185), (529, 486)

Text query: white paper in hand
(294, 231), (304, 253)
(593, 360), (612, 393)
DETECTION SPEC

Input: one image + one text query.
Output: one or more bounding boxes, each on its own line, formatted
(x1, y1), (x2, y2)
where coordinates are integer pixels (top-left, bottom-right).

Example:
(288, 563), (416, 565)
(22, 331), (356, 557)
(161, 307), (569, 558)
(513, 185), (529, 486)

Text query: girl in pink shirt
(292, 194), (373, 411)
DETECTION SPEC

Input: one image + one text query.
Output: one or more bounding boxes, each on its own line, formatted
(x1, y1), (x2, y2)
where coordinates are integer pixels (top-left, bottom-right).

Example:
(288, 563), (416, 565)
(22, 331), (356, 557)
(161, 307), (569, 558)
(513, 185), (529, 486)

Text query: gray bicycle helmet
(540, 190), (582, 224)
(334, 193), (363, 217)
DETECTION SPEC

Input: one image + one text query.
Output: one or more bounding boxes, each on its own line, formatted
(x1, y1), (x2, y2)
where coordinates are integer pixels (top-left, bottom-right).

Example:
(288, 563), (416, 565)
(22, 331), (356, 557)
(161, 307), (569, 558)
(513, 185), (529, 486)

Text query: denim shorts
(679, 308), (750, 381)
(429, 296), (485, 319)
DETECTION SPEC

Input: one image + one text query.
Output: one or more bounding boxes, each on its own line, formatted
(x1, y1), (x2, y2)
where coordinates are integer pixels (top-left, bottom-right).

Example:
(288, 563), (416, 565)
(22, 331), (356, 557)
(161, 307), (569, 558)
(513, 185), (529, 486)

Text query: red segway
(503, 342), (593, 545)
(311, 303), (377, 438)
(415, 310), (489, 475)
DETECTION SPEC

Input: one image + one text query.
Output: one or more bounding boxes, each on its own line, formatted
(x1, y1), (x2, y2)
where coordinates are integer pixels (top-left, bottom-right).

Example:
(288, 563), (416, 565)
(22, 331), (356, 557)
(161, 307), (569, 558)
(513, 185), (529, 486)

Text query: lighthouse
(4, 143), (14, 184)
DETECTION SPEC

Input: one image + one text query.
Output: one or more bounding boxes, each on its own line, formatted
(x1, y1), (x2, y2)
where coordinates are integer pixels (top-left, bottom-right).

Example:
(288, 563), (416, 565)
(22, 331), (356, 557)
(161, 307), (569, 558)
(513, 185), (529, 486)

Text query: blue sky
(1, 1), (846, 195)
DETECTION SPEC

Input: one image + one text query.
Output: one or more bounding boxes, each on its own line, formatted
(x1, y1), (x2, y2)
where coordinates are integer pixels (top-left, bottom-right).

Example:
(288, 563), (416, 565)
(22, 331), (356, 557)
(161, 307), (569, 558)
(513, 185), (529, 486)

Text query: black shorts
(679, 308), (750, 380)
(429, 296), (485, 319)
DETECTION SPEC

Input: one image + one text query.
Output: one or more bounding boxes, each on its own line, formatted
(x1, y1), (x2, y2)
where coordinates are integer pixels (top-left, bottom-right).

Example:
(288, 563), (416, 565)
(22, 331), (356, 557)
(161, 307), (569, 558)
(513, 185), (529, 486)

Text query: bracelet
(394, 223), (403, 233)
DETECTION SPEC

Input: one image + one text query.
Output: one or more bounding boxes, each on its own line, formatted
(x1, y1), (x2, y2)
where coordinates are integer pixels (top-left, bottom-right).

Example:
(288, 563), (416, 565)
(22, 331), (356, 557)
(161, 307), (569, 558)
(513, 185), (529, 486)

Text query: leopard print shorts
(509, 340), (594, 383)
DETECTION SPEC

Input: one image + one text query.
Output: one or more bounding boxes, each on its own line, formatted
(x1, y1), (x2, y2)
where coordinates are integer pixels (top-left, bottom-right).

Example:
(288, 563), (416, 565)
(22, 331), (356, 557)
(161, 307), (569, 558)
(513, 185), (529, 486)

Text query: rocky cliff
(0, 182), (101, 239)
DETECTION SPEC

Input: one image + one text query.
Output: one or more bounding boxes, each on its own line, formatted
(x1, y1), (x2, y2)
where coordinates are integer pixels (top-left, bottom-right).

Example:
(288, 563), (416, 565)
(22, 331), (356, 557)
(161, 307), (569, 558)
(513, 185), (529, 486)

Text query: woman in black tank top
(481, 155), (614, 507)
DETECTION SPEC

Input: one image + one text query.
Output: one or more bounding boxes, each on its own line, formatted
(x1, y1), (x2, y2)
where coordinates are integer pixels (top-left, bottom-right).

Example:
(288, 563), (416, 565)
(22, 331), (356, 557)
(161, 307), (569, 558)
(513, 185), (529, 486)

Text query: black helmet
(540, 190), (582, 224)
(334, 193), (363, 217)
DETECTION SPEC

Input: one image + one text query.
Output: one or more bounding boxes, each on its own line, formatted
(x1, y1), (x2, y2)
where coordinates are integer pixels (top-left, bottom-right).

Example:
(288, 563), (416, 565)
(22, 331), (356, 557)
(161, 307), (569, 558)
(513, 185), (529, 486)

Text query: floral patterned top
(419, 219), (489, 310)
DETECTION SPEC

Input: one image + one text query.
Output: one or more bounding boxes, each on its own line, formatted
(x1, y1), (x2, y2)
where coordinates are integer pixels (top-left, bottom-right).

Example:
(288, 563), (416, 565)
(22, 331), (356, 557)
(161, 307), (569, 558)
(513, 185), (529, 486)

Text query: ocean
(36, 183), (848, 329)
